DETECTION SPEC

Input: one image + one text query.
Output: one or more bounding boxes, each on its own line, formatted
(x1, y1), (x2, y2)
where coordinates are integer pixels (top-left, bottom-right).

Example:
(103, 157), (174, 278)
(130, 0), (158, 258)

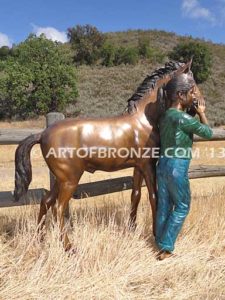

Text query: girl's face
(179, 85), (202, 109)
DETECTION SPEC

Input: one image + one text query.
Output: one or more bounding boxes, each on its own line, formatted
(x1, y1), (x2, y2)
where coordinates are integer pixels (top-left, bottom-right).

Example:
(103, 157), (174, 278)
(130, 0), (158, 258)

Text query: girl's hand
(195, 98), (206, 114)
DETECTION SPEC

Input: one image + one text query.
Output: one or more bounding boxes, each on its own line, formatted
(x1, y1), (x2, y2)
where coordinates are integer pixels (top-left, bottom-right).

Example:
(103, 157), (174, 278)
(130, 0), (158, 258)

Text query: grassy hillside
(69, 29), (225, 126)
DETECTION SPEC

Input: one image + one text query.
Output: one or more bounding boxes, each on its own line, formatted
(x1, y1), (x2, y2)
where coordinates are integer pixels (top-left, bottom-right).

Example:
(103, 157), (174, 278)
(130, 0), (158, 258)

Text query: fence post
(46, 112), (70, 220)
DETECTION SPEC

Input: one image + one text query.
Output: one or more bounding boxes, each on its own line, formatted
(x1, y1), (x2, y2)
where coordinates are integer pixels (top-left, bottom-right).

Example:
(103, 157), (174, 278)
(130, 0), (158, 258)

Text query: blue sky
(0, 0), (225, 47)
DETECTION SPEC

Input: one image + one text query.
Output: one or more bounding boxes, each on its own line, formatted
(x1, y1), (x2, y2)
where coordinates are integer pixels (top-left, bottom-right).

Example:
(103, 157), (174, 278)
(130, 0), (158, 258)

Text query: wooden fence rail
(1, 164), (225, 208)
(0, 129), (42, 145)
(0, 113), (225, 208)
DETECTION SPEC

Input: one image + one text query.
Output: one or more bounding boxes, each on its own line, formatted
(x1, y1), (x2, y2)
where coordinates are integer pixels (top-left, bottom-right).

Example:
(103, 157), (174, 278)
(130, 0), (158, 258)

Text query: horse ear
(185, 56), (193, 73)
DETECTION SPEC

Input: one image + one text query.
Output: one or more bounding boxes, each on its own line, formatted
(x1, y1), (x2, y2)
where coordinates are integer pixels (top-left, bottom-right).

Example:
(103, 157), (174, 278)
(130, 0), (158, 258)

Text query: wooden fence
(0, 112), (225, 208)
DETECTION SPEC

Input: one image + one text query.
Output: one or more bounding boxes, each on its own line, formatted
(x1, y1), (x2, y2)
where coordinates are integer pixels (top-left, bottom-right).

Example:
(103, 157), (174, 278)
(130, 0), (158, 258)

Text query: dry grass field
(0, 120), (225, 299)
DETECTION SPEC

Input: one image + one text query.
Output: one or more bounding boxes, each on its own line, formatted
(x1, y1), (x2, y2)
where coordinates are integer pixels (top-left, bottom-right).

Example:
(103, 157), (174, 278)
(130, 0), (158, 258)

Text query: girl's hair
(164, 72), (196, 103)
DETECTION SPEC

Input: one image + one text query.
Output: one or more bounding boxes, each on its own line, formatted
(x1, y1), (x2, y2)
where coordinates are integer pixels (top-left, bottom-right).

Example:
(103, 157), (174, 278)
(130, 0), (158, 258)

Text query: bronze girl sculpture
(155, 71), (212, 260)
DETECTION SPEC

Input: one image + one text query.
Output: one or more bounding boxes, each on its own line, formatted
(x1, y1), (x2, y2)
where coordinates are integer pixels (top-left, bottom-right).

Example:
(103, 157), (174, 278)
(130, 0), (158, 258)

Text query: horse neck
(126, 68), (189, 125)
(135, 90), (162, 125)
(134, 73), (178, 124)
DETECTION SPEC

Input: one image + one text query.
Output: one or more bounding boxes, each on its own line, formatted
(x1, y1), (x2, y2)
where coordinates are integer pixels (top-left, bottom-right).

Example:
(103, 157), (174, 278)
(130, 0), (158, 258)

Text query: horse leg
(37, 181), (58, 237)
(51, 202), (58, 223)
(57, 179), (80, 251)
(129, 167), (143, 230)
(51, 200), (72, 229)
(50, 190), (70, 224)
(142, 161), (157, 236)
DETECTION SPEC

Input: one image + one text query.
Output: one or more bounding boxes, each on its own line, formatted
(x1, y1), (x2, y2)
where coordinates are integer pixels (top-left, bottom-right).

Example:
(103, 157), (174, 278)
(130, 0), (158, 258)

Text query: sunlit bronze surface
(15, 60), (201, 251)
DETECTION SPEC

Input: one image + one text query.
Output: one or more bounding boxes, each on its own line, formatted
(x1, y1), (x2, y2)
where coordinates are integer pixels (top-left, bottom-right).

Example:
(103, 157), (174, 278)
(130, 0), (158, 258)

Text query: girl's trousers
(155, 156), (191, 252)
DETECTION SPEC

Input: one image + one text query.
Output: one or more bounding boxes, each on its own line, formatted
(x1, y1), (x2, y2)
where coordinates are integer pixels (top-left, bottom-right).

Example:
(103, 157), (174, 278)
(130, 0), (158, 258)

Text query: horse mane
(126, 61), (185, 113)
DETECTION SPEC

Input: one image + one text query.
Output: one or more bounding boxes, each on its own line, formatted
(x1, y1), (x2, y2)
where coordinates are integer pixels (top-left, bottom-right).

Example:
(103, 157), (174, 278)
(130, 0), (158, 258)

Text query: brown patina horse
(14, 60), (201, 251)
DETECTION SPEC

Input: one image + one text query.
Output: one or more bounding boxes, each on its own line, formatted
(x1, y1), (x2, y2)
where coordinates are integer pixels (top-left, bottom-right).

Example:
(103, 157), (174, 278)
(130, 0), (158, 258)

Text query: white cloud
(0, 32), (12, 47)
(182, 0), (215, 23)
(32, 25), (67, 43)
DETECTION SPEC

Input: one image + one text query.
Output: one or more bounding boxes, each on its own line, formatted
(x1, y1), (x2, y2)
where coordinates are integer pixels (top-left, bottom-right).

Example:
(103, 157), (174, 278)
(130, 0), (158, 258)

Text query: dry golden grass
(0, 187), (224, 299)
(0, 116), (45, 129)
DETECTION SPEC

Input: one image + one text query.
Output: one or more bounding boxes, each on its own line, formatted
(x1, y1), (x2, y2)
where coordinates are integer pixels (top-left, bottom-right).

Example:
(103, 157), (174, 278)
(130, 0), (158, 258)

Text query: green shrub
(0, 46), (11, 60)
(67, 24), (105, 65)
(101, 42), (117, 67)
(101, 43), (139, 66)
(114, 46), (139, 65)
(169, 41), (212, 83)
(0, 35), (78, 119)
(138, 38), (165, 63)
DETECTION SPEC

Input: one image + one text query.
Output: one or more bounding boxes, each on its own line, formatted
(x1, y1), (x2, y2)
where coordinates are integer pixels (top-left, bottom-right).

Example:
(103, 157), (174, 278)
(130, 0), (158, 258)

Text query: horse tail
(14, 132), (42, 201)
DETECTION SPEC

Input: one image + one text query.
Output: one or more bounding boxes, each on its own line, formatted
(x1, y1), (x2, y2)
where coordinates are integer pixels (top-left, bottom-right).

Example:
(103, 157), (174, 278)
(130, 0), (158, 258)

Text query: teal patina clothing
(155, 156), (190, 252)
(159, 108), (213, 159)
(155, 108), (213, 252)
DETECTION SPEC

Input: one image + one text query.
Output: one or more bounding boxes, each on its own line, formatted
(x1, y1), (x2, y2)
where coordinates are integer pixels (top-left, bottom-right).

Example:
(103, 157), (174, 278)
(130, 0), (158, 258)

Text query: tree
(0, 60), (33, 118)
(0, 35), (78, 119)
(0, 46), (11, 60)
(114, 46), (139, 65)
(101, 42), (139, 66)
(101, 42), (116, 67)
(138, 37), (165, 63)
(169, 41), (212, 83)
(67, 24), (105, 65)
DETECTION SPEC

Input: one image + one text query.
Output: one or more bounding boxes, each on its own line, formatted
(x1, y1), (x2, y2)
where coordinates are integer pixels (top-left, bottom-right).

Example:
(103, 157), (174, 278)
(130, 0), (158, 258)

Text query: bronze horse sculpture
(14, 60), (202, 251)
